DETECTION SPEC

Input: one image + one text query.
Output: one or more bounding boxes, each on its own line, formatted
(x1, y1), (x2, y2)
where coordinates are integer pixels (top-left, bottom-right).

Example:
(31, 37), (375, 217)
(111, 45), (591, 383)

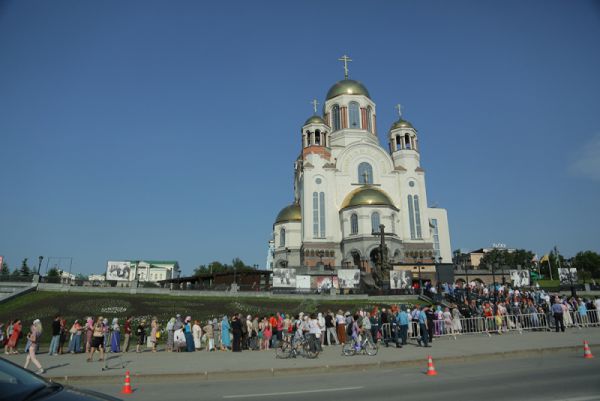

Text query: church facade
(272, 63), (451, 272)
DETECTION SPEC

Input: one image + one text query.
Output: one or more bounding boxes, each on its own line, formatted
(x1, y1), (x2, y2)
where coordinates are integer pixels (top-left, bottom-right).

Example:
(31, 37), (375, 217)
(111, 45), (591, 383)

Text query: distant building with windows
(271, 60), (452, 270)
(129, 260), (180, 282)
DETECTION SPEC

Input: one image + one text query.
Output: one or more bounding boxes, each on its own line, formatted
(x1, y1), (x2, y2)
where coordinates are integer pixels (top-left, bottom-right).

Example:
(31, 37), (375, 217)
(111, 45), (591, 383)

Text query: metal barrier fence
(378, 310), (600, 343)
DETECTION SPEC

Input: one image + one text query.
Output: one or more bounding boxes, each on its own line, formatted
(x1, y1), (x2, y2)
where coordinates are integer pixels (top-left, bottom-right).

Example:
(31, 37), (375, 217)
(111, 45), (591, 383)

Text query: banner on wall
(295, 275), (311, 289)
(558, 268), (578, 285)
(390, 270), (412, 289)
(106, 261), (131, 281)
(509, 270), (530, 287)
(312, 275), (339, 292)
(337, 269), (360, 288)
(272, 268), (296, 288)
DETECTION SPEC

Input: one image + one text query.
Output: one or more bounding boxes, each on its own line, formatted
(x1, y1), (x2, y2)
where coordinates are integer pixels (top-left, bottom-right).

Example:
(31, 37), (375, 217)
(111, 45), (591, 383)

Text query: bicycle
(342, 335), (378, 356)
(275, 335), (320, 359)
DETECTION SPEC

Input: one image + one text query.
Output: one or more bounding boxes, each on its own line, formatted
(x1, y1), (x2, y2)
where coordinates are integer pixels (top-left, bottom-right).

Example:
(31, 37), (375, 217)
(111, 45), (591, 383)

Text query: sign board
(272, 268), (296, 288)
(558, 268), (578, 285)
(312, 275), (339, 291)
(390, 270), (412, 289)
(337, 269), (360, 288)
(509, 270), (530, 287)
(295, 275), (311, 289)
(106, 261), (131, 281)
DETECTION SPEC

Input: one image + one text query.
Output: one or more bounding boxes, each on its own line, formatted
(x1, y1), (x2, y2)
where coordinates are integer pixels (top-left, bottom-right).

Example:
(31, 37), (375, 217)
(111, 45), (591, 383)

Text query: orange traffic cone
(121, 370), (133, 394)
(583, 341), (594, 359)
(426, 355), (438, 376)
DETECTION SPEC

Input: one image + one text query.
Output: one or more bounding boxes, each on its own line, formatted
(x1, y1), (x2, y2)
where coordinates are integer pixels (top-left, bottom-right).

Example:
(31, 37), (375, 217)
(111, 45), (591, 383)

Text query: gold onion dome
(304, 115), (326, 125)
(275, 204), (301, 224)
(342, 186), (395, 209)
(391, 118), (414, 130)
(326, 79), (370, 100)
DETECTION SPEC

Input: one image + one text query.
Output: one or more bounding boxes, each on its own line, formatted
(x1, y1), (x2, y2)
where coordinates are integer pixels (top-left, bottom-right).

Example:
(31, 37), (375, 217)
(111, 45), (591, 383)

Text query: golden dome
(304, 115), (327, 126)
(326, 79), (370, 100)
(390, 119), (414, 130)
(341, 186), (396, 209)
(275, 204), (301, 224)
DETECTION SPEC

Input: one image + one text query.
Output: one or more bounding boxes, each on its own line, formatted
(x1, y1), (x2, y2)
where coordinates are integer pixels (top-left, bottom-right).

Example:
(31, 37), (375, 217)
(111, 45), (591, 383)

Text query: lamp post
(462, 257), (470, 301)
(492, 262), (498, 300)
(417, 253), (423, 296)
(435, 256), (442, 298)
(37, 256), (44, 276)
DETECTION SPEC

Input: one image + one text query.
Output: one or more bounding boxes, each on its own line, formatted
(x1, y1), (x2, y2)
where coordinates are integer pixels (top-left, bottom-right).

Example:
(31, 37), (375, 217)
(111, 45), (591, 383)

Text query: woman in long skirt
(220, 316), (231, 351)
(452, 306), (463, 333)
(111, 318), (121, 353)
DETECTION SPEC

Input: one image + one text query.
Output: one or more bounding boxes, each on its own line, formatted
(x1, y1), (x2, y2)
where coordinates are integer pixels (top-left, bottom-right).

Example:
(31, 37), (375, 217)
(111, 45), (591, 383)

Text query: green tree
(572, 250), (600, 279)
(47, 268), (60, 278)
(0, 262), (9, 280)
(19, 258), (31, 276)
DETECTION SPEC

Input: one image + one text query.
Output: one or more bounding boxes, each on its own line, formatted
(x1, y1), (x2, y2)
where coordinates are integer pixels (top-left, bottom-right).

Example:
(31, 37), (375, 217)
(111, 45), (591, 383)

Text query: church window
(332, 105), (341, 131)
(349, 102), (360, 128)
(408, 195), (416, 239)
(315, 130), (321, 145)
(358, 162), (373, 184)
(280, 228), (286, 247)
(313, 192), (326, 238)
(371, 212), (380, 234)
(351, 213), (358, 235)
(391, 213), (396, 233)
(306, 131), (312, 146)
(414, 195), (422, 239)
(396, 135), (402, 150)
(405, 134), (411, 149)
(366, 106), (373, 132)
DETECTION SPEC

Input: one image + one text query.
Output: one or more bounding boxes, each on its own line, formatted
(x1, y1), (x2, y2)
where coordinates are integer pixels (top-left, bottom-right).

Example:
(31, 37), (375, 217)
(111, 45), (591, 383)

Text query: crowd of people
(2, 288), (599, 374)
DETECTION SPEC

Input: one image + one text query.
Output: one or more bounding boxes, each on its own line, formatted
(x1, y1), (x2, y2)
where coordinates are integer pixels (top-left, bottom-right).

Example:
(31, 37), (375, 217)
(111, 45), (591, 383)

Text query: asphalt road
(79, 352), (600, 401)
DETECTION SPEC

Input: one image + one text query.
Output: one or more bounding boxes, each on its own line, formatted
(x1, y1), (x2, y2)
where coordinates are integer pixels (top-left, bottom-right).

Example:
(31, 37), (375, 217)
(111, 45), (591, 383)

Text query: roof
(274, 204), (302, 224)
(341, 186), (396, 209)
(326, 79), (370, 100)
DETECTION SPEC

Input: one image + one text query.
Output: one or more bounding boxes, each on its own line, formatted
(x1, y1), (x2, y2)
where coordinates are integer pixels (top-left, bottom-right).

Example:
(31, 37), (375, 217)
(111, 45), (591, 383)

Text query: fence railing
(378, 310), (600, 343)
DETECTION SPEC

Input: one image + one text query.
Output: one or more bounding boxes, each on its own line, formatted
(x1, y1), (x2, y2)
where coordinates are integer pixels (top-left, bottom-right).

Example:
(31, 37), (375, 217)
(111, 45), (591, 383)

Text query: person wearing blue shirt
(397, 308), (409, 346)
(551, 301), (565, 332)
(416, 306), (430, 347)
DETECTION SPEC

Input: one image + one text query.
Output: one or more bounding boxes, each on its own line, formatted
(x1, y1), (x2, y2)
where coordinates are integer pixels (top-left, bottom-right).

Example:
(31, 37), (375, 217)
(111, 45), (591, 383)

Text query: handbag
(156, 331), (161, 339)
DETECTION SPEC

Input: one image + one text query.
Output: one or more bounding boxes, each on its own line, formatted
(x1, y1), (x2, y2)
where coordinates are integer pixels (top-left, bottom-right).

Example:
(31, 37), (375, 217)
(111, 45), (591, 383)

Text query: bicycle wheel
(364, 340), (378, 356)
(342, 341), (356, 356)
(276, 341), (292, 359)
(303, 340), (320, 359)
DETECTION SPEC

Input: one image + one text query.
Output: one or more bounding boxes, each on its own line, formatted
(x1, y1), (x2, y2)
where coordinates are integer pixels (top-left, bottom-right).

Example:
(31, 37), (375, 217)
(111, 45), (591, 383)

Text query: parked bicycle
(342, 336), (378, 356)
(276, 335), (320, 359)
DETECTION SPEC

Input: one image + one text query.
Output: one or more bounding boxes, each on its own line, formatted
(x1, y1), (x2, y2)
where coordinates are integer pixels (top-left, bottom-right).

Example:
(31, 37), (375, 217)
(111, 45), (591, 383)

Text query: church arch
(332, 104), (341, 131)
(366, 106), (373, 133)
(315, 130), (321, 145)
(349, 101), (360, 128)
(279, 227), (286, 247)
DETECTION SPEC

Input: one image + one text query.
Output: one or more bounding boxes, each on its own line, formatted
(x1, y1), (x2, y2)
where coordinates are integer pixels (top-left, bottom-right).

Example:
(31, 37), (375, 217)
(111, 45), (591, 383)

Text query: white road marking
(223, 386), (364, 399)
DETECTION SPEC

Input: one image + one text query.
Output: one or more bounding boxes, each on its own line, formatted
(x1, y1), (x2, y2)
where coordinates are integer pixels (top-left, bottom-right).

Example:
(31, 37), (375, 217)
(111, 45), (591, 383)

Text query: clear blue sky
(1, 0), (599, 275)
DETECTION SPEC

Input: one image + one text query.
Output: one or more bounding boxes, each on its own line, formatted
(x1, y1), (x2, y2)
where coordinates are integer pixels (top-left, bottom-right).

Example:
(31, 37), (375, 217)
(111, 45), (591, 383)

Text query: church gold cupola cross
(338, 54), (352, 79)
(311, 99), (319, 114)
(362, 170), (370, 184)
(395, 104), (403, 118)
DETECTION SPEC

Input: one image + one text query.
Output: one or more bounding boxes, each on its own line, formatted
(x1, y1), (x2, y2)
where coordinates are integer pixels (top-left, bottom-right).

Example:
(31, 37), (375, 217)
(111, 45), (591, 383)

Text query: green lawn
(0, 291), (421, 344)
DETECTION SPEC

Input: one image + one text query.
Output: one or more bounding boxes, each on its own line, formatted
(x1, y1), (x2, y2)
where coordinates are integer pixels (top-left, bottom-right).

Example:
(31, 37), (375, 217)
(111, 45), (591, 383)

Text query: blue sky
(1, 0), (599, 275)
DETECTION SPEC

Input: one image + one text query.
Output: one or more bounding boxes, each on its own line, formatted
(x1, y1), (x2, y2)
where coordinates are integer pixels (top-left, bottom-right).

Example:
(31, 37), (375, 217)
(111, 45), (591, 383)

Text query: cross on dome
(338, 55), (352, 79)
(311, 99), (319, 114)
(395, 104), (403, 118)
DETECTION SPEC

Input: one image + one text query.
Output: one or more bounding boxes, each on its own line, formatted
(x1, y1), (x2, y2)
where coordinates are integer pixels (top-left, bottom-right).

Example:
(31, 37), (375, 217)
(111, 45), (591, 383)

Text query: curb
(48, 343), (599, 384)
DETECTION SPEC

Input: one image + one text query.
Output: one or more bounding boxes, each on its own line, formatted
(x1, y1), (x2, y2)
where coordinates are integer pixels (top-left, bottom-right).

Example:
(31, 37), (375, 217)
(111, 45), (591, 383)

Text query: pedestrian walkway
(5, 327), (598, 382)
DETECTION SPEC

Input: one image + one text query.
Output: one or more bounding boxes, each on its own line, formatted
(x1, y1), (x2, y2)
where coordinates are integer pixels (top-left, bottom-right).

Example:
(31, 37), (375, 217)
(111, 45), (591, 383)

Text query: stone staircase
(0, 282), (36, 304)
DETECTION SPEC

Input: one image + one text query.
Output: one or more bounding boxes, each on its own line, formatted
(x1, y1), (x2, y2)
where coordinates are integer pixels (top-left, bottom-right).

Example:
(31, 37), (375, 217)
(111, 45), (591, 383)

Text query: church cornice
(415, 167), (425, 173)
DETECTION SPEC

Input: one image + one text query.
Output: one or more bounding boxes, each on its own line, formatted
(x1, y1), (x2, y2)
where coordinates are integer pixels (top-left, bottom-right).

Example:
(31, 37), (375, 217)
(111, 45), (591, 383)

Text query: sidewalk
(4, 328), (598, 383)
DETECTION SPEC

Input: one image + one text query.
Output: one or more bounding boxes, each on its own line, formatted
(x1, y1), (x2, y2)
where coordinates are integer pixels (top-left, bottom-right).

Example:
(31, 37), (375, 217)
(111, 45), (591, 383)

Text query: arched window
(350, 213), (358, 235)
(279, 228), (286, 247)
(408, 195), (416, 239)
(366, 106), (373, 132)
(405, 134), (411, 149)
(315, 130), (321, 145)
(349, 102), (360, 128)
(313, 191), (326, 238)
(391, 213), (396, 233)
(396, 135), (402, 151)
(414, 195), (422, 239)
(371, 212), (380, 233)
(306, 131), (312, 146)
(358, 162), (373, 184)
(332, 105), (341, 131)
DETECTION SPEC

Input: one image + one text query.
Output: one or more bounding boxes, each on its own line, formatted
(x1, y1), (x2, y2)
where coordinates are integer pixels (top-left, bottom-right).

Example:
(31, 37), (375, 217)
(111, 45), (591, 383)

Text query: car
(0, 357), (121, 401)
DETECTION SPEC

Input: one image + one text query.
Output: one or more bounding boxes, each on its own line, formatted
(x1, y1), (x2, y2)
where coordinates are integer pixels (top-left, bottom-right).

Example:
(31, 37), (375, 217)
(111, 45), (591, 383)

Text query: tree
(47, 268), (60, 278)
(572, 251), (600, 279)
(19, 258), (31, 276)
(0, 262), (9, 280)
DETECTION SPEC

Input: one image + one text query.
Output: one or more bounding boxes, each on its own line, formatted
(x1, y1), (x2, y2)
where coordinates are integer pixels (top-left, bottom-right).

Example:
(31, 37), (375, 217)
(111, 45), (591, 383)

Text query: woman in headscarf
(213, 319), (221, 350)
(102, 318), (110, 352)
(150, 318), (159, 352)
(23, 319), (44, 374)
(85, 317), (93, 353)
(184, 316), (194, 352)
(220, 315), (231, 351)
(166, 317), (176, 352)
(231, 314), (242, 352)
(202, 319), (214, 351)
(111, 318), (121, 353)
(192, 320), (202, 350)
(6, 319), (21, 354)
(68, 320), (82, 353)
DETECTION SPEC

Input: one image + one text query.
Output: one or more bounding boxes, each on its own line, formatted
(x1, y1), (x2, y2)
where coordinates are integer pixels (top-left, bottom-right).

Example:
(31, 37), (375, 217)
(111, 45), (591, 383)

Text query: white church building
(272, 58), (451, 272)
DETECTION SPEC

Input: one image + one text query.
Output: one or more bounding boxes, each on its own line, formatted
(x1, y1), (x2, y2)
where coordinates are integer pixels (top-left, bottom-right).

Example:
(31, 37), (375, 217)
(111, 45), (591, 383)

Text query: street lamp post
(462, 257), (470, 301)
(417, 253), (423, 296)
(491, 263), (498, 300)
(37, 256), (44, 276)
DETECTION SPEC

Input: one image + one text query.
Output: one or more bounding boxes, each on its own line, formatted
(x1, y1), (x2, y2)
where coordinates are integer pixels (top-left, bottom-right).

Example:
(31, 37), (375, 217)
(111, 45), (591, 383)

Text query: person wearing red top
(6, 319), (21, 354)
(268, 315), (278, 348)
